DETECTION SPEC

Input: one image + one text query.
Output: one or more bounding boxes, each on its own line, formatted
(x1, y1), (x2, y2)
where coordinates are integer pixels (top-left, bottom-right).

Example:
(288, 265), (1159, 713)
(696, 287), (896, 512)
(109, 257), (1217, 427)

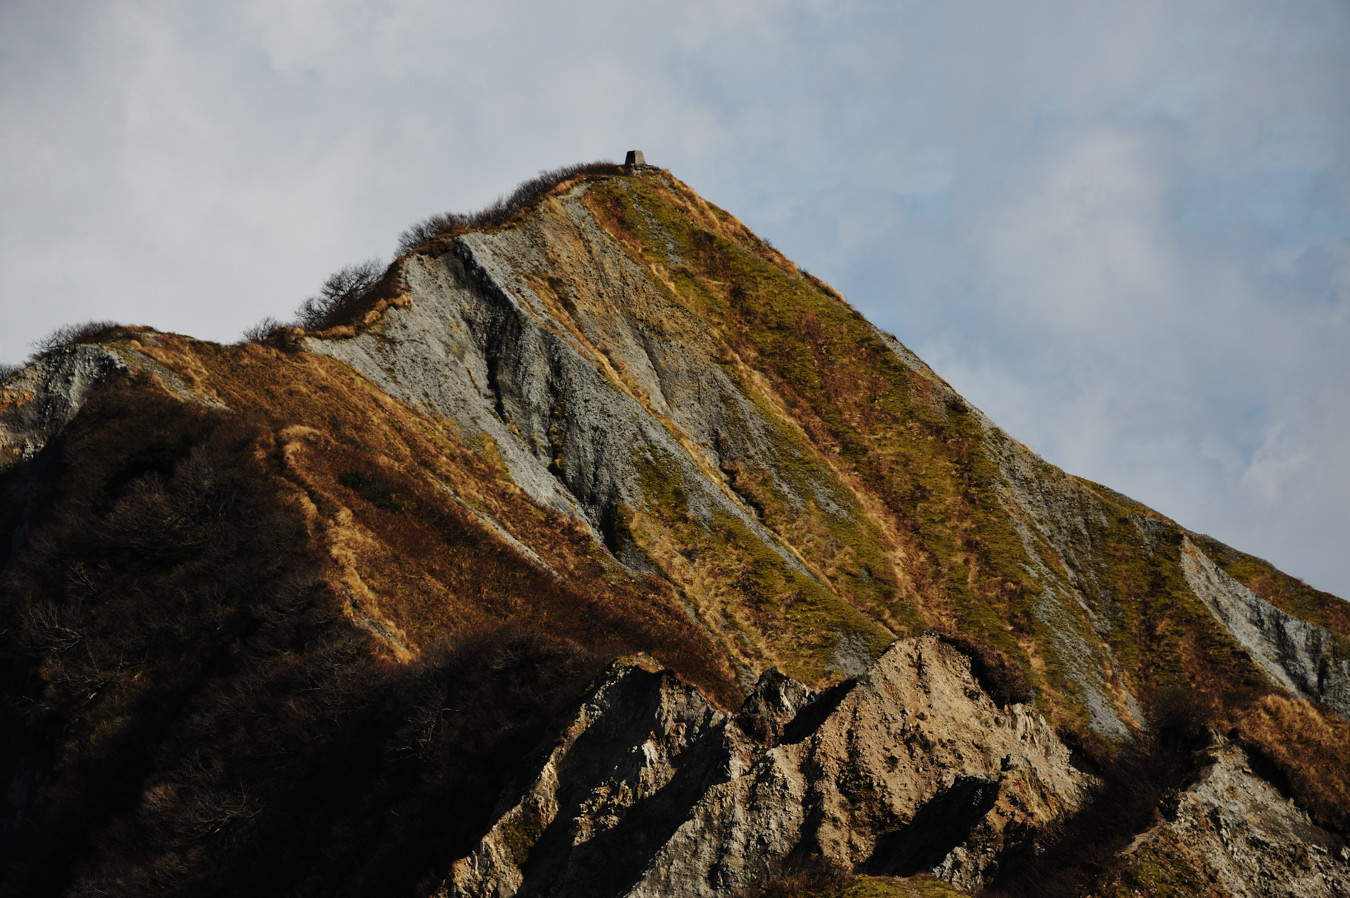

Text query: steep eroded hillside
(1, 163), (1347, 896)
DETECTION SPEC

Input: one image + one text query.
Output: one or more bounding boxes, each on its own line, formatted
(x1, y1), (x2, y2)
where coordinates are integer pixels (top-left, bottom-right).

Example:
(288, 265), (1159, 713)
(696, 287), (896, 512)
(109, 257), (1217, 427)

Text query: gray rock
(1181, 537), (1350, 716)
(870, 330), (1142, 740)
(1122, 743), (1350, 896)
(439, 634), (1085, 897)
(0, 344), (129, 473)
(302, 181), (894, 680)
(1, 341), (226, 477)
(305, 187), (807, 571)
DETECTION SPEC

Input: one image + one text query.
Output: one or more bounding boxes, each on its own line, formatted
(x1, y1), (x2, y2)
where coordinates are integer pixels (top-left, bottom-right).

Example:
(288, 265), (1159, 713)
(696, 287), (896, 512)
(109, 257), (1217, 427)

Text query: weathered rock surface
(3, 167), (1348, 897)
(0, 345), (129, 473)
(442, 634), (1084, 897)
(984, 426), (1144, 740)
(1, 340), (224, 477)
(1108, 743), (1350, 897)
(307, 172), (1350, 734)
(305, 187), (810, 577)
(1181, 537), (1350, 717)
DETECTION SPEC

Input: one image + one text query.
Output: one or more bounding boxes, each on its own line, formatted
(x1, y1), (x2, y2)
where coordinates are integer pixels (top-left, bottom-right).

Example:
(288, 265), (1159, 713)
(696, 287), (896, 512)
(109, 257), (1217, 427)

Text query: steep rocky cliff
(444, 635), (1081, 898)
(0, 164), (1347, 897)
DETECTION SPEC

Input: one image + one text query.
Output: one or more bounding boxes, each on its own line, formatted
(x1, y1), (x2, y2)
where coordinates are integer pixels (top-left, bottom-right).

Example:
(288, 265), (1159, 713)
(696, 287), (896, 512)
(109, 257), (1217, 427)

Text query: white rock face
(982, 426), (1144, 741)
(305, 187), (809, 577)
(439, 634), (1085, 898)
(1, 340), (224, 476)
(1181, 537), (1350, 717)
(0, 345), (129, 473)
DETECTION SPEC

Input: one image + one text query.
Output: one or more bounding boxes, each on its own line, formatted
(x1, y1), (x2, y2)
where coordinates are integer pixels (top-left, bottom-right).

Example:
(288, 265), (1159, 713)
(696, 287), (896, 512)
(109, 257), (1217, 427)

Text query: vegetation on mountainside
(587, 177), (1057, 647)
(739, 862), (967, 897)
(5, 320), (146, 371)
(1230, 693), (1350, 835)
(575, 171), (1324, 747)
(0, 330), (738, 895)
(579, 175), (1110, 726)
(238, 161), (630, 342)
(295, 258), (394, 332)
(625, 446), (894, 681)
(1189, 532), (1350, 644)
(4, 164), (1349, 895)
(570, 172), (1350, 876)
(395, 160), (626, 255)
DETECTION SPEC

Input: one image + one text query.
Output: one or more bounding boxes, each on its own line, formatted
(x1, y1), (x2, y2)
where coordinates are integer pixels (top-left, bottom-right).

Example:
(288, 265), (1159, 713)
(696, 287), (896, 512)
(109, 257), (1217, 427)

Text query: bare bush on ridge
(30, 320), (128, 357)
(396, 160), (626, 254)
(295, 258), (387, 331)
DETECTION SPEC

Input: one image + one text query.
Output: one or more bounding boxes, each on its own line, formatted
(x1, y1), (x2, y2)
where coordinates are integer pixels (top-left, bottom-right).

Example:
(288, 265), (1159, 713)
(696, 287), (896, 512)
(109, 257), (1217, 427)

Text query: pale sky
(3, 1), (1347, 598)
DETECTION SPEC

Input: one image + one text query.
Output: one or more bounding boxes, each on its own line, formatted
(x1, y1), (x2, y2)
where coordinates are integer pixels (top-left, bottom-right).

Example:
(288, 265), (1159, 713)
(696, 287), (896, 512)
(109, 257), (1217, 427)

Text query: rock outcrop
(0, 344), (129, 471)
(1181, 537), (1350, 717)
(1104, 743), (1350, 896)
(442, 634), (1083, 897)
(304, 187), (814, 573)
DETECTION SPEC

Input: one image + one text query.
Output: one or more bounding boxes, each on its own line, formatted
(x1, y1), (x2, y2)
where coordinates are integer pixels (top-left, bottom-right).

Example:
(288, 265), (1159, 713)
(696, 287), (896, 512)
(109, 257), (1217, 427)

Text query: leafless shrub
(16, 601), (83, 654)
(30, 320), (127, 357)
(290, 160), (628, 333)
(1230, 693), (1350, 837)
(396, 211), (465, 254)
(239, 316), (290, 345)
(396, 160), (626, 254)
(295, 259), (387, 331)
(0, 360), (22, 381)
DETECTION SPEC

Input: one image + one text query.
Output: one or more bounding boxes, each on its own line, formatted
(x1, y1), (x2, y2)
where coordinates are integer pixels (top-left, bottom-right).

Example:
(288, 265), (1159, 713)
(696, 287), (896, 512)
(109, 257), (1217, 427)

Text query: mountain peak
(2, 163), (1348, 896)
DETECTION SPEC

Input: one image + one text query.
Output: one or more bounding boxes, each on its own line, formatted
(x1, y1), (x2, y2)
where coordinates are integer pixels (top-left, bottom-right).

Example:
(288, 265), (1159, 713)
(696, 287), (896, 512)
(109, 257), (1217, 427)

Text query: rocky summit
(1, 162), (1348, 897)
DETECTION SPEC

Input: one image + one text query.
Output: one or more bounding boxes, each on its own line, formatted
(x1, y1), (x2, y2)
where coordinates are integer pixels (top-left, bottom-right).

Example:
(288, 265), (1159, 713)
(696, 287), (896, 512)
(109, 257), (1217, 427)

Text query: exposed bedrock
(0, 344), (130, 473)
(305, 191), (811, 577)
(1112, 743), (1350, 897)
(1182, 537), (1350, 717)
(441, 634), (1085, 898)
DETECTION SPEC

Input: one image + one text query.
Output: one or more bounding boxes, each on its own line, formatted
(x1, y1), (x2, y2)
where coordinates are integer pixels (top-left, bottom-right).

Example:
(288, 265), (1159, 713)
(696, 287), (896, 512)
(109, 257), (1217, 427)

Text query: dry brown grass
(1229, 693), (1350, 835)
(0, 327), (742, 896)
(176, 336), (739, 701)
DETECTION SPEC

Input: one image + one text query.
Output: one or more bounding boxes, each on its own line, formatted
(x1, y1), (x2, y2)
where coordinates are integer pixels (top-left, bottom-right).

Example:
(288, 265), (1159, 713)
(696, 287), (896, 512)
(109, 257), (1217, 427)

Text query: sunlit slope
(297, 168), (1348, 742)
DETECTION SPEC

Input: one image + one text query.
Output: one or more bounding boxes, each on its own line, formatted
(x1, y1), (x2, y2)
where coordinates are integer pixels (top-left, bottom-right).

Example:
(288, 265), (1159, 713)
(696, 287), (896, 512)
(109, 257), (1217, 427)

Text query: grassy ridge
(581, 175), (1094, 716)
(579, 172), (1330, 733)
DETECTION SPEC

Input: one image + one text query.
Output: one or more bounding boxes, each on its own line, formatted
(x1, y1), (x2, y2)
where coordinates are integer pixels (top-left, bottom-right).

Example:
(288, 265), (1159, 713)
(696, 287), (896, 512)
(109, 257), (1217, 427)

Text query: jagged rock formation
(444, 635), (1081, 897)
(1, 164), (1348, 896)
(1100, 743), (1350, 896)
